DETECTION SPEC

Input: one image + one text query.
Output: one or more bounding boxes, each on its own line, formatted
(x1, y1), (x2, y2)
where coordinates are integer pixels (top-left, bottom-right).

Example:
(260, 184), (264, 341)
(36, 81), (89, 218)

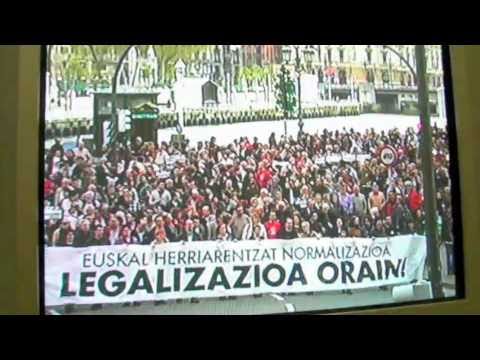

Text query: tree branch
(383, 45), (418, 85)
(88, 45), (99, 64)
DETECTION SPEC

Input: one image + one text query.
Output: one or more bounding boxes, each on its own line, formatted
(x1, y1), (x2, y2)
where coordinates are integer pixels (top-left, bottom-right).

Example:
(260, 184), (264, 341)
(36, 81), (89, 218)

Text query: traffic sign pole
(415, 45), (444, 299)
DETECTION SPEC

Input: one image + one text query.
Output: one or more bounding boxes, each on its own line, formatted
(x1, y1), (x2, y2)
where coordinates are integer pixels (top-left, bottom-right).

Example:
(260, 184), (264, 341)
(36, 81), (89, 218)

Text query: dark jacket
(280, 228), (298, 240)
(134, 230), (153, 245)
(74, 230), (93, 248)
(88, 236), (110, 246)
(371, 227), (386, 238)
(179, 230), (202, 242)
(165, 224), (179, 242)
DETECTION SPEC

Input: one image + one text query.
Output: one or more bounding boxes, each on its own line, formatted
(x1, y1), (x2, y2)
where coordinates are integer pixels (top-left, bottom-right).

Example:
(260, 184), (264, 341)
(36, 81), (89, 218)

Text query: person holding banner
(265, 211), (282, 240)
(51, 219), (73, 247)
(230, 206), (251, 241)
(280, 218), (298, 240)
(298, 221), (313, 238)
(132, 217), (149, 245)
(217, 222), (233, 242)
(349, 217), (365, 238)
(106, 216), (122, 245)
(242, 215), (267, 241)
(119, 226), (137, 244)
(90, 225), (109, 246)
(200, 205), (217, 241)
(73, 219), (93, 248)
(152, 217), (169, 245)
(180, 219), (201, 242)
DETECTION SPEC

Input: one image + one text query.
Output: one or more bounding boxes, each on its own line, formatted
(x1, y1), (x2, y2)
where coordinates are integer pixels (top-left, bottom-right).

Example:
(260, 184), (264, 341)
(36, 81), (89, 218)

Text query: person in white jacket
(242, 215), (267, 240)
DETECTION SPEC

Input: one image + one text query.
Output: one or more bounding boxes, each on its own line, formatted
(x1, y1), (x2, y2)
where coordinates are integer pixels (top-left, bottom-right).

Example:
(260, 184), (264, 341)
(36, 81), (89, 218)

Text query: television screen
(41, 45), (463, 315)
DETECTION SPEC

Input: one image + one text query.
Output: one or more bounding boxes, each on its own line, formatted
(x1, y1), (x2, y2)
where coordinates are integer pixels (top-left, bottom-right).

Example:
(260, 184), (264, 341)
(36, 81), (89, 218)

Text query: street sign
(131, 112), (159, 120)
(379, 145), (398, 167)
(130, 103), (159, 121)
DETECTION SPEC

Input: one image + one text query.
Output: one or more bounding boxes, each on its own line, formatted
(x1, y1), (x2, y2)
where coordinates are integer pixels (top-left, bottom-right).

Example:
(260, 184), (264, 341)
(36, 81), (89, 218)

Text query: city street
(45, 113), (446, 150)
(50, 289), (397, 315)
(46, 97), (93, 121)
(157, 114), (447, 146)
(48, 283), (456, 315)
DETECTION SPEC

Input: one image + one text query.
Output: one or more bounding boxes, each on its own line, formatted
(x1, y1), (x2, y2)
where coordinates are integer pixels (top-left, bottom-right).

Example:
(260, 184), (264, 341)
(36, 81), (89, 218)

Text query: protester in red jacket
(384, 192), (397, 218)
(44, 176), (56, 202)
(265, 211), (282, 239)
(255, 161), (272, 189)
(407, 183), (424, 213)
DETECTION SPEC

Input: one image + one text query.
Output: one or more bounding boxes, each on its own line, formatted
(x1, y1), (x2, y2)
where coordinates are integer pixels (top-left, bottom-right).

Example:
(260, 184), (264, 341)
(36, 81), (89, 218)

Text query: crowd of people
(44, 123), (454, 251)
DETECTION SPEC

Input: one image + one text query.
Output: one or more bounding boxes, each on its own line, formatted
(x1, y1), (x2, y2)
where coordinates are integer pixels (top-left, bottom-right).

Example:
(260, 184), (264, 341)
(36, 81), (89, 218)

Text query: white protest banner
(44, 235), (426, 306)
(326, 154), (342, 163)
(316, 154), (371, 165)
(272, 161), (290, 170)
(343, 154), (371, 163)
(356, 154), (371, 163)
(45, 207), (63, 221)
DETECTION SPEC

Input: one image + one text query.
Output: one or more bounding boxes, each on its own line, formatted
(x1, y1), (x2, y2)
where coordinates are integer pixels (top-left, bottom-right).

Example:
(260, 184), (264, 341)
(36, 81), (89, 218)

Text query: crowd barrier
(44, 104), (362, 140)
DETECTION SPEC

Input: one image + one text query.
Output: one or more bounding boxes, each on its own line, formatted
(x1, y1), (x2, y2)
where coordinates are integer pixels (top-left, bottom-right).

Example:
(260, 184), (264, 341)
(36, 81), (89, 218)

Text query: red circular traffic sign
(379, 145), (398, 167)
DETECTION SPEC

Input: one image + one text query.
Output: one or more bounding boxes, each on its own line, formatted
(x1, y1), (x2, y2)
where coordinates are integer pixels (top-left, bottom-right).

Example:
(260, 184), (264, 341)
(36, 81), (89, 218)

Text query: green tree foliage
(274, 65), (297, 117)
(152, 45), (211, 85)
(49, 45), (212, 89)
(239, 65), (271, 90)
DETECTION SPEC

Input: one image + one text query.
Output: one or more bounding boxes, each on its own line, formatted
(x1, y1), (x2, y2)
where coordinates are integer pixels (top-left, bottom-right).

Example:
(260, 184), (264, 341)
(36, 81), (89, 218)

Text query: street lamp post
(281, 45), (311, 137)
(281, 47), (292, 139)
(294, 46), (304, 135)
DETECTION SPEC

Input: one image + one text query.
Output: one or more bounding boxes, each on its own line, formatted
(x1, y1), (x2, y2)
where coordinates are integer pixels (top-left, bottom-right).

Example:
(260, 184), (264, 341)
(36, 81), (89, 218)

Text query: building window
(318, 66), (324, 84)
(339, 69), (347, 85)
(382, 46), (388, 65)
(214, 65), (221, 81)
(233, 49), (240, 65)
(366, 46), (372, 64)
(327, 47), (332, 64)
(339, 47), (344, 63)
